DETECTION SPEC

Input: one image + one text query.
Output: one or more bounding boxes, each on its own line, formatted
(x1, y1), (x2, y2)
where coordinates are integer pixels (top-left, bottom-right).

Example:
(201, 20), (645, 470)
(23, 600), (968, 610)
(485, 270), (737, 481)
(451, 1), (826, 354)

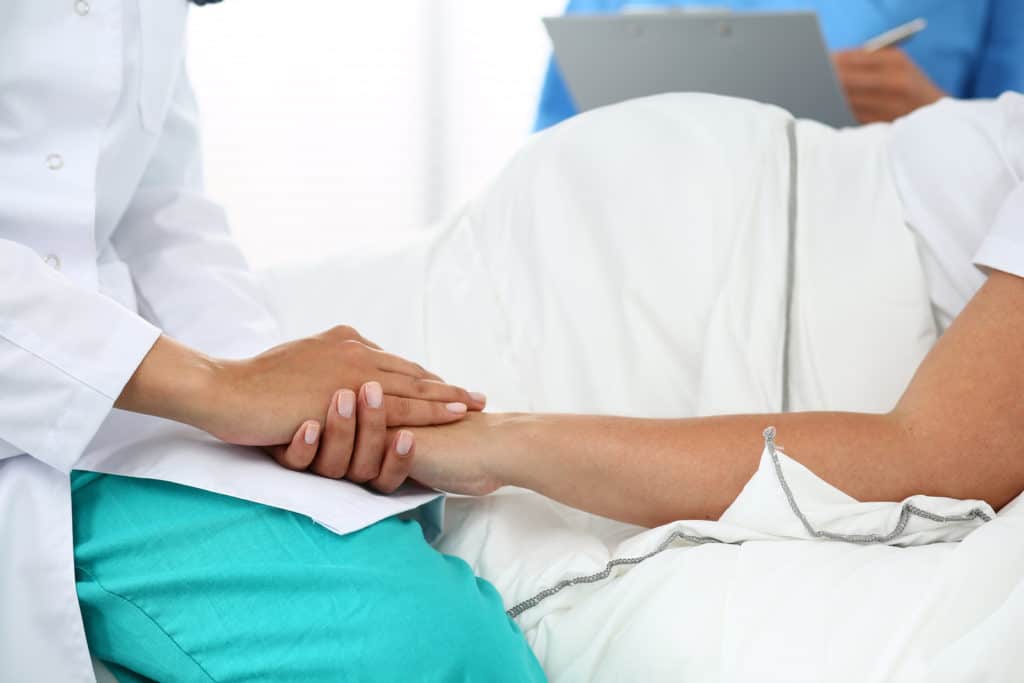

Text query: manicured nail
(396, 430), (414, 456)
(337, 390), (356, 418)
(469, 392), (487, 405)
(304, 422), (320, 445)
(365, 382), (383, 409)
(446, 402), (468, 415)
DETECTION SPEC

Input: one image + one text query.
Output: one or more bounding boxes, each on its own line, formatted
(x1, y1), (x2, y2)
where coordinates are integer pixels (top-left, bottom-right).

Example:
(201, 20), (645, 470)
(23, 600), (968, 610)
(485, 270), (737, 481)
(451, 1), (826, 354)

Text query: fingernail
(396, 430), (414, 456)
(446, 402), (468, 415)
(469, 392), (487, 405)
(337, 390), (356, 418)
(304, 422), (320, 445)
(365, 382), (383, 409)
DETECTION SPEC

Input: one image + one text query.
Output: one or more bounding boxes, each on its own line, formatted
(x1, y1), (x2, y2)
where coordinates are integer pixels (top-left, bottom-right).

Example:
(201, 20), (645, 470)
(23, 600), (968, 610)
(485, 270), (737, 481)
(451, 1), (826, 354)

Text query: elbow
(888, 407), (1024, 512)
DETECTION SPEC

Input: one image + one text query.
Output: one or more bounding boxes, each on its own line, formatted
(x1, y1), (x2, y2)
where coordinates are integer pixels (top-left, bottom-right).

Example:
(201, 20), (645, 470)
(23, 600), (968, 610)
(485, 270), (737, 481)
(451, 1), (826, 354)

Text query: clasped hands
(196, 325), (489, 494)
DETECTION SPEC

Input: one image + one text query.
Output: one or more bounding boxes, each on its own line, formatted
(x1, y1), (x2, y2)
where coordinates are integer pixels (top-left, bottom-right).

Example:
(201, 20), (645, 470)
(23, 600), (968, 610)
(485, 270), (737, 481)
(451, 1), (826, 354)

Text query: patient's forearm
(492, 411), (916, 527)
(494, 407), (1021, 527)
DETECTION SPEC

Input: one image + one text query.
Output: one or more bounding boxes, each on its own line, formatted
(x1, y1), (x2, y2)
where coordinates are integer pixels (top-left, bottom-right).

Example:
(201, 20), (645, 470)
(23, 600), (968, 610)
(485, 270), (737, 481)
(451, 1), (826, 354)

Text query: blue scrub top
(535, 0), (1024, 130)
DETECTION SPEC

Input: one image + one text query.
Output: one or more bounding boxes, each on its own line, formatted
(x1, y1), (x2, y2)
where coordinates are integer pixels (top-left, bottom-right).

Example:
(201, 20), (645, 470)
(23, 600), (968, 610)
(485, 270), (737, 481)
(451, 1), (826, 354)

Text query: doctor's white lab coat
(0, 3), (438, 680)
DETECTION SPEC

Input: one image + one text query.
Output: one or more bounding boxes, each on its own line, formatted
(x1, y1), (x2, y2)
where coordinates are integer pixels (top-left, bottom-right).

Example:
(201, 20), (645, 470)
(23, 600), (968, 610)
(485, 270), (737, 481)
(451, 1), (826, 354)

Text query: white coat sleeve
(975, 183), (1024, 279)
(0, 240), (161, 470)
(111, 59), (283, 360)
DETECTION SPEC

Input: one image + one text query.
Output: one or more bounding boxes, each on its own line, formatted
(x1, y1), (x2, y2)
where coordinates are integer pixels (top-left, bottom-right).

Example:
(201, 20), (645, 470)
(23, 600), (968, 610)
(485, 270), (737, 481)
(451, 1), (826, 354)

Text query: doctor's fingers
(382, 395), (473, 427)
(270, 420), (322, 471)
(369, 431), (416, 494)
(378, 372), (484, 411)
(345, 382), (390, 484)
(325, 324), (383, 350)
(308, 389), (358, 479)
(370, 348), (445, 382)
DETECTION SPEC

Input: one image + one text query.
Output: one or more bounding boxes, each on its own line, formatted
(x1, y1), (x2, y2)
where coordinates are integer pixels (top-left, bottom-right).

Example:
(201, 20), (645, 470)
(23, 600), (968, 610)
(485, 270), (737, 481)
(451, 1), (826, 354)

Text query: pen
(863, 18), (927, 52)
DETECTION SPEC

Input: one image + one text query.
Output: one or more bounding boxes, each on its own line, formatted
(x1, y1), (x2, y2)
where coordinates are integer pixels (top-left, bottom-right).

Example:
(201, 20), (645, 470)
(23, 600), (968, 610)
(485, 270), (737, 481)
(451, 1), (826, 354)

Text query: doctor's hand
(833, 48), (945, 124)
(117, 328), (486, 468)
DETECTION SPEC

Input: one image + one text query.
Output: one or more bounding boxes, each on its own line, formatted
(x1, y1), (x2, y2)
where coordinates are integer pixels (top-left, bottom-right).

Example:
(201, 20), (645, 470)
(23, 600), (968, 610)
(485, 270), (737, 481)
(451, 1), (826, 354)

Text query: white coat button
(46, 154), (64, 171)
(43, 254), (61, 271)
(74, 0), (90, 16)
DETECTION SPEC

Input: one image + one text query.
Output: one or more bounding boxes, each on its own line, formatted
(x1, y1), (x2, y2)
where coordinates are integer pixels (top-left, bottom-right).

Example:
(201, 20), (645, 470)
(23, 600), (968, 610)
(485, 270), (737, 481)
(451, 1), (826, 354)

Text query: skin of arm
(406, 271), (1024, 528)
(115, 325), (484, 478)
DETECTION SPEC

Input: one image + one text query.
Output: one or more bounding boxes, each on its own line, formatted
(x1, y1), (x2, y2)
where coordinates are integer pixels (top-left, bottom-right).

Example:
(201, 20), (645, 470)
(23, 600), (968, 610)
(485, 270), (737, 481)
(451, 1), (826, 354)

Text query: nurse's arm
(415, 271), (1024, 527)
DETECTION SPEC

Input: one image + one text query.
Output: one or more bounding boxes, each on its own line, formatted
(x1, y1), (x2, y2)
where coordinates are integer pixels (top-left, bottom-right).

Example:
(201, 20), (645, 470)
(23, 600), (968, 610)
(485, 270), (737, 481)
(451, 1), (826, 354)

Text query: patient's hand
(267, 382), (421, 493)
(833, 48), (945, 124)
(400, 413), (532, 496)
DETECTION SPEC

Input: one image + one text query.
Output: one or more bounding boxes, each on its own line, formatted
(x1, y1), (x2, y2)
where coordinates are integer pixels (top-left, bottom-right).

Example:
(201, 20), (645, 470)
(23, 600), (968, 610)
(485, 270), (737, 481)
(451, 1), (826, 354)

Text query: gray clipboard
(544, 12), (857, 128)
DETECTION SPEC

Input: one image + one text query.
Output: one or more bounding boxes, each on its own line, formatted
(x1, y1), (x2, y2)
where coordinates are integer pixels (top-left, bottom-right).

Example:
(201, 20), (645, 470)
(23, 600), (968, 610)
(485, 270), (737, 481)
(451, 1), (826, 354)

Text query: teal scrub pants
(71, 472), (546, 683)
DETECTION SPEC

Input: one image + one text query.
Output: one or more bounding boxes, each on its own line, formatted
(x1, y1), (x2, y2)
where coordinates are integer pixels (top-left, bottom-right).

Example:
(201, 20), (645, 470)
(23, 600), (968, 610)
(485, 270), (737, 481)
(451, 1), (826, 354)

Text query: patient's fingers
(378, 373), (485, 411)
(369, 430), (415, 494)
(382, 395), (470, 427)
(271, 420), (320, 471)
(309, 389), (357, 479)
(346, 382), (389, 484)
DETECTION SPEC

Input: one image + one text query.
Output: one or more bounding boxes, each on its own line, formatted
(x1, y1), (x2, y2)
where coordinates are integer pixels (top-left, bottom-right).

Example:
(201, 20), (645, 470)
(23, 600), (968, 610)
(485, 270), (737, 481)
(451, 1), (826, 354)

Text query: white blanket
(263, 94), (1022, 682)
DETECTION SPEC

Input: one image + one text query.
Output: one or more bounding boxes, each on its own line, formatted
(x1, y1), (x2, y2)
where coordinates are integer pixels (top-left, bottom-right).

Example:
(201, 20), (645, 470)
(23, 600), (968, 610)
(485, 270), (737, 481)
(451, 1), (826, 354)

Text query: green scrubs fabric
(71, 472), (546, 683)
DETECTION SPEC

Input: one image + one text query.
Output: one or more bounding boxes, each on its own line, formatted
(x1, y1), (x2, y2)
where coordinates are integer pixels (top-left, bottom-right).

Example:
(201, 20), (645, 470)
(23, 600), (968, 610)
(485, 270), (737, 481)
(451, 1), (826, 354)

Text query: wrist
(182, 355), (236, 433)
(116, 335), (228, 432)
(485, 413), (547, 490)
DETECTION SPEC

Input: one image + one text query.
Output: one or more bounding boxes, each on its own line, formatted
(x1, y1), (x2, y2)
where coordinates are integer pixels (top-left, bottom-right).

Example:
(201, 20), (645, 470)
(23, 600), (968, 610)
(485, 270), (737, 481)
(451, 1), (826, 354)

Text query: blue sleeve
(969, 0), (1024, 98)
(533, 0), (626, 132)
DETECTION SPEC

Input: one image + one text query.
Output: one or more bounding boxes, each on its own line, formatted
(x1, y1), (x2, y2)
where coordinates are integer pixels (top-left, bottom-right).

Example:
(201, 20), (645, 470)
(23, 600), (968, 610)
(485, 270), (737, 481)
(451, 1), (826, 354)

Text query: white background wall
(188, 1), (565, 267)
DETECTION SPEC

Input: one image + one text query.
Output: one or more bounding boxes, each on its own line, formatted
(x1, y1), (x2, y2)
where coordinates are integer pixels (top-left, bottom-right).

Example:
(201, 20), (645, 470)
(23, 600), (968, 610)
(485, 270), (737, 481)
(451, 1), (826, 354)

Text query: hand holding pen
(833, 18), (945, 124)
